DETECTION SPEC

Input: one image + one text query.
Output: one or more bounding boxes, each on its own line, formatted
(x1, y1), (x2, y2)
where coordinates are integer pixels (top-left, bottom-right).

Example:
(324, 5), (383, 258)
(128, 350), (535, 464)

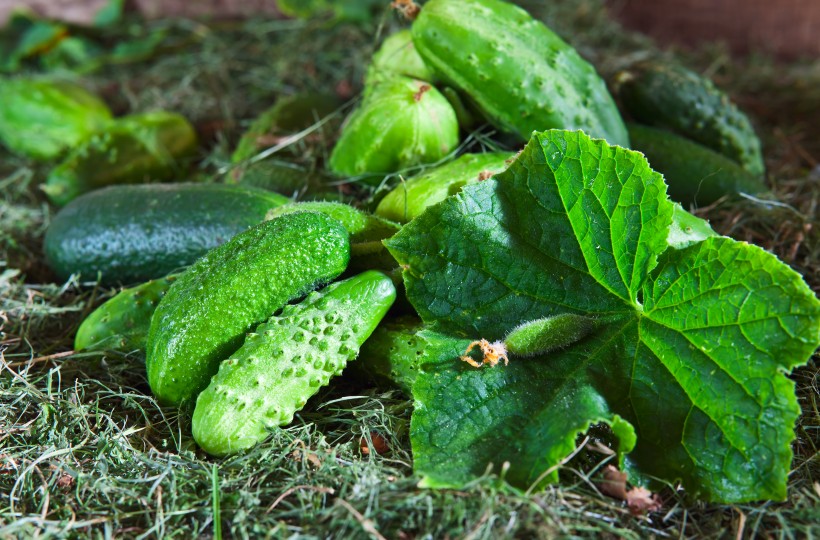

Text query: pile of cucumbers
(1, 0), (770, 456)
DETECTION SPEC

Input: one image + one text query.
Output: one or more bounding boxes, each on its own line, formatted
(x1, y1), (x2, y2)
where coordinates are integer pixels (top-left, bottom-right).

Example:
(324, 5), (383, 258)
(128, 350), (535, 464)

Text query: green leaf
(386, 130), (820, 502)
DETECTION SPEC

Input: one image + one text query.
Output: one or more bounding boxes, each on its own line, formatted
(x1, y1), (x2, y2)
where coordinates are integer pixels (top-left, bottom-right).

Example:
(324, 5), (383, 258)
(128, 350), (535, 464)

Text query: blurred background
(1, 0), (818, 58)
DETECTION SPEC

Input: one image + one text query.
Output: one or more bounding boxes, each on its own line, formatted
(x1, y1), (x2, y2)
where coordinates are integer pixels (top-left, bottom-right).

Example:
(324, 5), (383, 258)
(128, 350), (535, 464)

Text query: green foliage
(146, 212), (350, 406)
(0, 76), (112, 160)
(193, 271), (396, 456)
(386, 130), (820, 502)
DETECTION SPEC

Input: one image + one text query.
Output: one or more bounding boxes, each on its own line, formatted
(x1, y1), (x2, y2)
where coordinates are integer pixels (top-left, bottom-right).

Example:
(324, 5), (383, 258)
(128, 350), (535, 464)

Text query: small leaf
(388, 130), (820, 502)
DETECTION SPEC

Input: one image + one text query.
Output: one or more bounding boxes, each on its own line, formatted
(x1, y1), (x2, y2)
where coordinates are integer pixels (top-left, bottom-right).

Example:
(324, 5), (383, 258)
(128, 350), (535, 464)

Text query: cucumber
(352, 316), (424, 395)
(231, 92), (342, 164)
(44, 183), (290, 286)
(375, 152), (513, 223)
(0, 77), (112, 161)
(229, 160), (332, 198)
(614, 61), (764, 175)
(628, 124), (768, 206)
(267, 201), (401, 272)
(192, 271), (396, 456)
(42, 111), (198, 206)
(329, 76), (459, 179)
(365, 29), (435, 86)
(411, 0), (629, 147)
(74, 275), (177, 352)
(146, 212), (350, 406)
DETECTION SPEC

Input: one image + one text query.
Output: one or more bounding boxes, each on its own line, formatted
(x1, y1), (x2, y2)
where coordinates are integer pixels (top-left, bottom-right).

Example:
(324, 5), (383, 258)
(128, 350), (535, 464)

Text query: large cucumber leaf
(385, 130), (820, 503)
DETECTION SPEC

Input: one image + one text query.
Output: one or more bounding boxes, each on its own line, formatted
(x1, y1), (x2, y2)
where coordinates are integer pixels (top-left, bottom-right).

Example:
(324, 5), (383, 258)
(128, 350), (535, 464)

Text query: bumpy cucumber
(629, 124), (767, 206)
(411, 0), (629, 147)
(375, 152), (513, 223)
(231, 93), (342, 163)
(75, 275), (177, 352)
(45, 183), (290, 286)
(146, 212), (350, 406)
(365, 29), (435, 86)
(267, 201), (401, 272)
(329, 76), (459, 178)
(352, 316), (424, 395)
(192, 271), (396, 456)
(0, 77), (112, 160)
(42, 111), (198, 206)
(614, 61), (764, 175)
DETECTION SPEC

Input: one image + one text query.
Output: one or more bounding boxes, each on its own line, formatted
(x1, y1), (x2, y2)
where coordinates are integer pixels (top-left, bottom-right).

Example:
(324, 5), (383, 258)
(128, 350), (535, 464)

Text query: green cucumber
(352, 316), (424, 395)
(411, 0), (628, 147)
(375, 152), (513, 223)
(503, 314), (600, 358)
(146, 212), (350, 406)
(44, 183), (290, 286)
(267, 201), (401, 272)
(42, 111), (198, 206)
(365, 29), (435, 86)
(0, 76), (112, 161)
(231, 93), (342, 164)
(192, 271), (396, 456)
(329, 76), (459, 179)
(614, 61), (764, 175)
(628, 124), (768, 206)
(74, 275), (177, 352)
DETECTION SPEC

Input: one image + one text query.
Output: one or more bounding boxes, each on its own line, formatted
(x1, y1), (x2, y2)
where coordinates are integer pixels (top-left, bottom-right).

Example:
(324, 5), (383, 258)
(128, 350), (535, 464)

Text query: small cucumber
(42, 111), (198, 206)
(0, 77), (112, 161)
(614, 61), (764, 175)
(352, 316), (424, 395)
(503, 314), (600, 358)
(267, 201), (401, 272)
(231, 93), (342, 163)
(375, 152), (513, 223)
(329, 76), (459, 179)
(411, 0), (629, 147)
(146, 212), (350, 406)
(45, 183), (290, 286)
(74, 275), (177, 352)
(628, 124), (768, 206)
(192, 271), (396, 456)
(365, 29), (435, 86)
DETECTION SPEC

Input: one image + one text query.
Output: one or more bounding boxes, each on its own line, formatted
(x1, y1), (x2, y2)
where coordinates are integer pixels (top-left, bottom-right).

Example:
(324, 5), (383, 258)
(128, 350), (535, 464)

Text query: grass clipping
(2, 2), (820, 538)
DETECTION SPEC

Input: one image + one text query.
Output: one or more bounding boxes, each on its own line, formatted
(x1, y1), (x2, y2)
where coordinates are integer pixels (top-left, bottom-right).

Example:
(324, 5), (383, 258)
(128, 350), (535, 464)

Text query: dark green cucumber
(42, 111), (198, 206)
(231, 93), (342, 164)
(614, 61), (764, 175)
(44, 183), (290, 286)
(628, 124), (767, 206)
(375, 152), (513, 223)
(146, 212), (350, 406)
(74, 275), (177, 352)
(192, 271), (396, 456)
(411, 0), (629, 147)
(0, 76), (112, 161)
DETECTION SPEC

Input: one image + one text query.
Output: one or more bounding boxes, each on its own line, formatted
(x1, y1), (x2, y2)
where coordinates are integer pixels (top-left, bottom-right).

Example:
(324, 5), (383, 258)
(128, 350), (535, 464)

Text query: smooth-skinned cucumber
(411, 0), (629, 147)
(614, 61), (764, 175)
(628, 124), (768, 206)
(375, 152), (513, 223)
(329, 76), (459, 179)
(0, 77), (112, 161)
(365, 29), (435, 86)
(192, 270), (396, 456)
(74, 275), (177, 352)
(43, 111), (198, 206)
(45, 183), (290, 286)
(146, 212), (350, 406)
